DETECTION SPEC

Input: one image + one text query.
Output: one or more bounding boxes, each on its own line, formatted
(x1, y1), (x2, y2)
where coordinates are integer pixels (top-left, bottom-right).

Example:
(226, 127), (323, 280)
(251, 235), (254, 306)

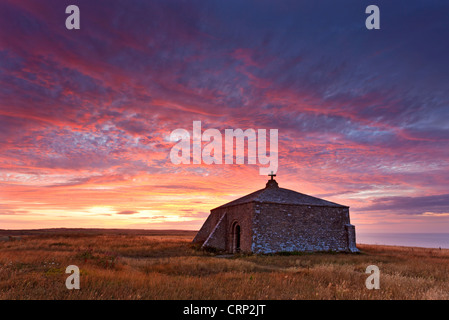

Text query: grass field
(0, 229), (448, 300)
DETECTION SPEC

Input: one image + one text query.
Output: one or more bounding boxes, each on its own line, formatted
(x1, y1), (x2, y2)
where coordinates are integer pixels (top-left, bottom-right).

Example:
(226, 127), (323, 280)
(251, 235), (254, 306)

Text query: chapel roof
(213, 177), (348, 210)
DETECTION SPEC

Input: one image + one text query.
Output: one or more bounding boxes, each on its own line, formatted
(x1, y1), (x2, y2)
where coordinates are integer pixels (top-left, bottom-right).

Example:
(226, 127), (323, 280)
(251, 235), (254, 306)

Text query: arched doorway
(231, 222), (241, 253)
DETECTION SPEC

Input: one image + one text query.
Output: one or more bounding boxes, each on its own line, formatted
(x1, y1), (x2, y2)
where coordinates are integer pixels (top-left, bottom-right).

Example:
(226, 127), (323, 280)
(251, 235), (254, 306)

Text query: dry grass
(0, 230), (448, 300)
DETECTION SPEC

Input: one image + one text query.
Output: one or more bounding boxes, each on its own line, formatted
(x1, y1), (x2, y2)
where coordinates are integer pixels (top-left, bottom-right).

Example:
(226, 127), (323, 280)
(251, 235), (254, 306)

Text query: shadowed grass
(0, 231), (448, 299)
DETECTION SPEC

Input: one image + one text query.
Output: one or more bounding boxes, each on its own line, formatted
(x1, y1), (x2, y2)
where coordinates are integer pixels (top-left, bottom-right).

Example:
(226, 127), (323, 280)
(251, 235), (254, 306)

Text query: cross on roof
(268, 171), (276, 180)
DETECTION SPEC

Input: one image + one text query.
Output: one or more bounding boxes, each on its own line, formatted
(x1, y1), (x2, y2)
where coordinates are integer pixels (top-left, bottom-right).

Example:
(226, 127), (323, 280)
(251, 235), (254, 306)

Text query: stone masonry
(193, 177), (359, 254)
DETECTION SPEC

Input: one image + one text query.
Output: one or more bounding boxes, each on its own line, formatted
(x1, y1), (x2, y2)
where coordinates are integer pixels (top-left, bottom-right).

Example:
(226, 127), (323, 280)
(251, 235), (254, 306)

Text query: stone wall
(222, 202), (254, 253)
(251, 202), (353, 253)
(192, 210), (222, 244)
(345, 224), (359, 252)
(194, 200), (358, 254)
(196, 202), (253, 252)
(201, 212), (227, 251)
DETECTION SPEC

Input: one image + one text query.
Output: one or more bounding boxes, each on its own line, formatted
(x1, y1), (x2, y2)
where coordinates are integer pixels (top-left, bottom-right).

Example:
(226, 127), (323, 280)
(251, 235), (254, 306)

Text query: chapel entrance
(231, 222), (241, 253)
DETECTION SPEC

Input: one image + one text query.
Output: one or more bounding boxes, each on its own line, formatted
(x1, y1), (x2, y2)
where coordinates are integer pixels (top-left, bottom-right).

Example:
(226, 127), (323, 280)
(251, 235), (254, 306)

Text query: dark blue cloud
(360, 194), (449, 215)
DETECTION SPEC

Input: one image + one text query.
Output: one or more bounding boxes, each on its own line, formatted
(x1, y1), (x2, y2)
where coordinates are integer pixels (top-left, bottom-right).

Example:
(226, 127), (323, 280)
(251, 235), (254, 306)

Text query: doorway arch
(231, 221), (241, 253)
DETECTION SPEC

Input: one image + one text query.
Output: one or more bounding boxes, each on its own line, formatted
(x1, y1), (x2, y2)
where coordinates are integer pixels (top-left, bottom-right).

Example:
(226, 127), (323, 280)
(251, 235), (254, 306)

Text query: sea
(356, 233), (449, 249)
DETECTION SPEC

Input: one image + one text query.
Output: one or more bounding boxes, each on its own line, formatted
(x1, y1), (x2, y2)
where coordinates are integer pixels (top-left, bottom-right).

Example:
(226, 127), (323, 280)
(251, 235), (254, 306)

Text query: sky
(0, 0), (449, 233)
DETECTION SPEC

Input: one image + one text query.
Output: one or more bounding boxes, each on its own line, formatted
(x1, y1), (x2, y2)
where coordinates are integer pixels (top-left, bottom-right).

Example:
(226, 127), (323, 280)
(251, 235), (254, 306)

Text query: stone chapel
(193, 174), (358, 254)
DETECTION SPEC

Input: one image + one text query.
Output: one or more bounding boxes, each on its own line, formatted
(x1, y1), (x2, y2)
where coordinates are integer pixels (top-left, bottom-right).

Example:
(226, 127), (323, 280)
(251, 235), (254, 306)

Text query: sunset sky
(1, 0), (449, 233)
